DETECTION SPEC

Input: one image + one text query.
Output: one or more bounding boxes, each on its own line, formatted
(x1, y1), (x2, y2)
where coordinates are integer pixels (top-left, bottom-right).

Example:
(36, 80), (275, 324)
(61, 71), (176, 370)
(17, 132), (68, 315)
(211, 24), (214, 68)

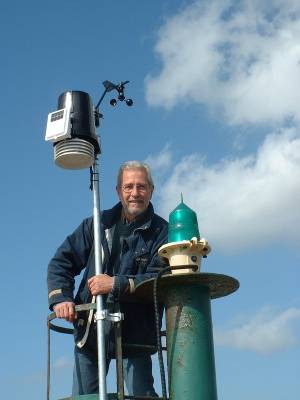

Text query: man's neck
(122, 208), (147, 224)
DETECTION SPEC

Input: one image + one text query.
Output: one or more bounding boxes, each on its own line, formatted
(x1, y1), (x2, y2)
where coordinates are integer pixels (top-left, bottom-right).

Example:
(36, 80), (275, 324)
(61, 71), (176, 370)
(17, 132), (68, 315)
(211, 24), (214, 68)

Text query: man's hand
(88, 274), (114, 295)
(53, 301), (77, 322)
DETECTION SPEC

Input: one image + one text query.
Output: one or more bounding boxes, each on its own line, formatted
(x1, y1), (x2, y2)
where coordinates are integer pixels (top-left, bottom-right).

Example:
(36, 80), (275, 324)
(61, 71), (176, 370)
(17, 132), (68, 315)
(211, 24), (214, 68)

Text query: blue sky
(1, 1), (299, 399)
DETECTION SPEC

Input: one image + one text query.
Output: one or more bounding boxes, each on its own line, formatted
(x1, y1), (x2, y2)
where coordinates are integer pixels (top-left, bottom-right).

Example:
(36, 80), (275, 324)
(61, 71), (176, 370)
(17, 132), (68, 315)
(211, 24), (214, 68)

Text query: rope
(46, 303), (97, 400)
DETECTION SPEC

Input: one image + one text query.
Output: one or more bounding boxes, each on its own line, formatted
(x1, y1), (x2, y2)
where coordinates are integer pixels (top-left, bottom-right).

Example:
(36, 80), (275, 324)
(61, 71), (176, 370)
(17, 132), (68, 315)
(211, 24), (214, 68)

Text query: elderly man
(47, 161), (168, 397)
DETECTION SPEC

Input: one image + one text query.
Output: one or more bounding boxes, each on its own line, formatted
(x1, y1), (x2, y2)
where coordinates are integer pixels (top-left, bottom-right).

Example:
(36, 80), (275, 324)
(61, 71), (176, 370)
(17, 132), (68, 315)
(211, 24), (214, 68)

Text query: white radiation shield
(45, 91), (100, 169)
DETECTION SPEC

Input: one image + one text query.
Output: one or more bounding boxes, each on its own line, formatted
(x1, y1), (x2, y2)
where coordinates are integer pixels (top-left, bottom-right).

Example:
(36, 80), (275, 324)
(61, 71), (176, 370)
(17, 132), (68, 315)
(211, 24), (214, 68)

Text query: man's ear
(150, 186), (154, 199)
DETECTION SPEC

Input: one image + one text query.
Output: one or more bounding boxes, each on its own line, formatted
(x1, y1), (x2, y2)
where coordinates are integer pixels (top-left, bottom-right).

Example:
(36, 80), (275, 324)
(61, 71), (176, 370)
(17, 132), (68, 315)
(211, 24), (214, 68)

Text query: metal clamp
(94, 309), (123, 322)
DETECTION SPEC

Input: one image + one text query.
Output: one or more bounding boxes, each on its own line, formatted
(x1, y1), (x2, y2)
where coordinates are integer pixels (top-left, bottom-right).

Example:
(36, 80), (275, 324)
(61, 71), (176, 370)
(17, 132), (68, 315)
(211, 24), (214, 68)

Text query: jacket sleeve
(47, 218), (93, 310)
(110, 221), (168, 300)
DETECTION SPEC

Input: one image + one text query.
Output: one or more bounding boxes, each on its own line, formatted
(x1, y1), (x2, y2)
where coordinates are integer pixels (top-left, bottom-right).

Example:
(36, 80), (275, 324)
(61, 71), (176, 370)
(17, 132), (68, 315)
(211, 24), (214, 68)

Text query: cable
(153, 266), (170, 400)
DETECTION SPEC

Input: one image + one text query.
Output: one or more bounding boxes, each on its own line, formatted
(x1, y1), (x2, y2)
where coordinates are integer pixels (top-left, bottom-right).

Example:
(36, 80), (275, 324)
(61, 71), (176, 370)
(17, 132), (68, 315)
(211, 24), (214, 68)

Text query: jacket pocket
(134, 253), (150, 273)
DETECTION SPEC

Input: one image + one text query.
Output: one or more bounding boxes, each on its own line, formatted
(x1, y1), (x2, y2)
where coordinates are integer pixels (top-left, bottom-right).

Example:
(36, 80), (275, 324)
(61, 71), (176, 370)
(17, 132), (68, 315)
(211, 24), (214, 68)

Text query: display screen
(51, 110), (64, 122)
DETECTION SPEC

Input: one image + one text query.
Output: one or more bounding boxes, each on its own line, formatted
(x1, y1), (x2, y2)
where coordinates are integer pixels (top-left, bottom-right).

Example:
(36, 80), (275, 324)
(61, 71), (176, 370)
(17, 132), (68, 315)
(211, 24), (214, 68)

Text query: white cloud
(144, 143), (172, 172)
(157, 128), (300, 251)
(145, 0), (300, 125)
(214, 306), (300, 353)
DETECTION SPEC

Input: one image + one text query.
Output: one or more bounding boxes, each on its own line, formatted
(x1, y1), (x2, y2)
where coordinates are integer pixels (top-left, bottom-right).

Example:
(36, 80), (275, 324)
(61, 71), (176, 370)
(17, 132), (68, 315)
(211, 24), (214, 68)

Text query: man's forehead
(122, 168), (147, 180)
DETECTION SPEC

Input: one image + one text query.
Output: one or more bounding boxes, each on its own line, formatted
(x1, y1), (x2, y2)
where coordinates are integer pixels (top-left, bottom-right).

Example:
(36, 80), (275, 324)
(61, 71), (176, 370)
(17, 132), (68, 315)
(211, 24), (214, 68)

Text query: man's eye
(137, 184), (146, 191)
(122, 184), (148, 192)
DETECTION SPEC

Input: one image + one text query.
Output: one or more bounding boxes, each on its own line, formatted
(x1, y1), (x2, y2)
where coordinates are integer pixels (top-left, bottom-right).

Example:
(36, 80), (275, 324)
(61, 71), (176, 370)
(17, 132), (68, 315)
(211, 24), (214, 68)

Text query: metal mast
(92, 158), (107, 399)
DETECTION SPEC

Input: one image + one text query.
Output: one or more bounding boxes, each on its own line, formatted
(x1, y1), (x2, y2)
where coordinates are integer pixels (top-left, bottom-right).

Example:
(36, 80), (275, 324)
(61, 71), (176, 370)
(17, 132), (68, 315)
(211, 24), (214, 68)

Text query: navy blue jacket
(48, 202), (168, 356)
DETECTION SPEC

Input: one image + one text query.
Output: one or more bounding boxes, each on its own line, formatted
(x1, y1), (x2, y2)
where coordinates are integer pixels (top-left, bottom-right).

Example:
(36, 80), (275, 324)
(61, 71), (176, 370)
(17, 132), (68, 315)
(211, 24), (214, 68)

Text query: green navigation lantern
(168, 194), (200, 242)
(159, 195), (211, 274)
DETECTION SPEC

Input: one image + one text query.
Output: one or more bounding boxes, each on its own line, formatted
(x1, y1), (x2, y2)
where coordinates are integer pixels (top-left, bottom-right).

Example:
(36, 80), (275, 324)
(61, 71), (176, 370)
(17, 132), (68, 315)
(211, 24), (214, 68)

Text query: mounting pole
(92, 157), (107, 400)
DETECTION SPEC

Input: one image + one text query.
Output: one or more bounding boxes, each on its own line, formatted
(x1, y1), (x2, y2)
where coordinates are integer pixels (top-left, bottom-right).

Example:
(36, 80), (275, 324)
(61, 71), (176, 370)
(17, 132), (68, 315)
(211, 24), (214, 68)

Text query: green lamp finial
(168, 195), (200, 242)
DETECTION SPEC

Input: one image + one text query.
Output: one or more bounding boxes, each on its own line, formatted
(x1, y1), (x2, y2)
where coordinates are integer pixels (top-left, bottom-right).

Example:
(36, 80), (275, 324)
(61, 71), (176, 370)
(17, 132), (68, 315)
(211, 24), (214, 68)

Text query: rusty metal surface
(60, 395), (166, 400)
(165, 285), (218, 400)
(132, 272), (239, 304)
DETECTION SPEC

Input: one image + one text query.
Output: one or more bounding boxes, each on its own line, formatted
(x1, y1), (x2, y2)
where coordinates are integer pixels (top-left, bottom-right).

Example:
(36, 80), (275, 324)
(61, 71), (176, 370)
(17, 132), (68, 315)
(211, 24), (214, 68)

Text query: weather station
(45, 80), (239, 400)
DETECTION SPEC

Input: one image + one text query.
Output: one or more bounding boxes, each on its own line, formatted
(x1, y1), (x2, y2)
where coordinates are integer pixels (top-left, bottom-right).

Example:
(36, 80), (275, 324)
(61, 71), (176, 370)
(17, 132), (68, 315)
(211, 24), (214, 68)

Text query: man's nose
(131, 186), (139, 196)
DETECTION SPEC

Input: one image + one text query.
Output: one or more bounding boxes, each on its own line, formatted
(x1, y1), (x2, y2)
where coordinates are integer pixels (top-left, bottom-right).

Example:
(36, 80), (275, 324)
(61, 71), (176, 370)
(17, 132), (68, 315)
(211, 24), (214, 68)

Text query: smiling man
(118, 167), (153, 219)
(47, 161), (168, 397)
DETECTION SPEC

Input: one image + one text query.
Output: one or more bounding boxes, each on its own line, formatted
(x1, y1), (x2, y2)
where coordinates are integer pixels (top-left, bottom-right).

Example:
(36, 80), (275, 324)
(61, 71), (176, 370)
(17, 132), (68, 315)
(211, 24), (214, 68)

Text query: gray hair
(117, 161), (154, 188)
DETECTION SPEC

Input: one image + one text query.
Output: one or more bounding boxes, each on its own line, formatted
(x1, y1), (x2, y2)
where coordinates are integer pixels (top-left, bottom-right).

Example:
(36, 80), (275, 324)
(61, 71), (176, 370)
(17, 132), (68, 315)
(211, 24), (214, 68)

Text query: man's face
(117, 168), (153, 221)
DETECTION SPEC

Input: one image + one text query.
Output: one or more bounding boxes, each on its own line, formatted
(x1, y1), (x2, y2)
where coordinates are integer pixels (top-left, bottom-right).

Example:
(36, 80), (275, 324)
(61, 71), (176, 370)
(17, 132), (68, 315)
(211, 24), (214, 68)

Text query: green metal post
(165, 283), (217, 400)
